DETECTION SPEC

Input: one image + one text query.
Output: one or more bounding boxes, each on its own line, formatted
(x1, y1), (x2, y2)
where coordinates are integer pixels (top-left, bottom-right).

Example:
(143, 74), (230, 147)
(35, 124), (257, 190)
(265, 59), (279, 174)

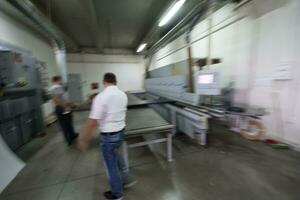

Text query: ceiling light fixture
(136, 43), (147, 53)
(158, 0), (186, 27)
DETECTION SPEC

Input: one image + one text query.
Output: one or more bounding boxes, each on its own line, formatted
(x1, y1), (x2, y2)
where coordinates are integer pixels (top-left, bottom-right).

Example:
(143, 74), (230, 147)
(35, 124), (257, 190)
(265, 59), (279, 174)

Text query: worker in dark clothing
(49, 76), (78, 145)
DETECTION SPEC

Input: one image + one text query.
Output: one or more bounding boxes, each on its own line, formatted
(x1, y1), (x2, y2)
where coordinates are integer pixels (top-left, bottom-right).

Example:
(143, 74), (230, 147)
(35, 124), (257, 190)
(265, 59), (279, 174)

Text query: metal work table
(72, 92), (174, 112)
(127, 92), (174, 108)
(72, 92), (174, 169)
(123, 107), (174, 170)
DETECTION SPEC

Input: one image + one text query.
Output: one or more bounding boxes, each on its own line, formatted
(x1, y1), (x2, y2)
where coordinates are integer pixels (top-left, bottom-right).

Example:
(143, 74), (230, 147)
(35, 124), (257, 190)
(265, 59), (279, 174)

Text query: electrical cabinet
(0, 100), (11, 120)
(0, 120), (22, 151)
(10, 98), (26, 116)
(0, 51), (37, 88)
(0, 52), (14, 86)
(0, 96), (40, 151)
(0, 49), (45, 151)
(20, 112), (35, 143)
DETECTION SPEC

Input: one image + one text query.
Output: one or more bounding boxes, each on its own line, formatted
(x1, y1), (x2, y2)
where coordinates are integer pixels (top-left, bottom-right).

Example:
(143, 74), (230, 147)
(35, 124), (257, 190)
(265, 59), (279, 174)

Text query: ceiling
(2, 0), (235, 54)
(30, 0), (177, 53)
(28, 0), (214, 54)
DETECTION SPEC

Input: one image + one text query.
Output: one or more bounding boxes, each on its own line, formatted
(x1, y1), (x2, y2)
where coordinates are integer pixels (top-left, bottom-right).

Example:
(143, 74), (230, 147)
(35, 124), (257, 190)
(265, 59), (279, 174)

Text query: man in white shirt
(78, 73), (134, 200)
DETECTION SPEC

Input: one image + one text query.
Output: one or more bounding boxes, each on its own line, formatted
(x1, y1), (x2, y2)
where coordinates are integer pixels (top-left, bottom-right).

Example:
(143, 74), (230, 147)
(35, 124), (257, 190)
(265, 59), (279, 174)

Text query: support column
(55, 49), (68, 84)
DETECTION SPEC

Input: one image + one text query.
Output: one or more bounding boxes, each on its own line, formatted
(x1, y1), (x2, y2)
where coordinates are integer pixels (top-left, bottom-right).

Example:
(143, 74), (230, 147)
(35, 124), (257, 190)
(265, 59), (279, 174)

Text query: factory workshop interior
(1, 0), (300, 199)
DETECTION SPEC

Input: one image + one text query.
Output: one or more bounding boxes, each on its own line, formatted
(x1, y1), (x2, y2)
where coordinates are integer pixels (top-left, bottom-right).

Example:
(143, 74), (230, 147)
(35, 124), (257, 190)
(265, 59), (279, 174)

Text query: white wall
(149, 0), (300, 148)
(67, 54), (145, 99)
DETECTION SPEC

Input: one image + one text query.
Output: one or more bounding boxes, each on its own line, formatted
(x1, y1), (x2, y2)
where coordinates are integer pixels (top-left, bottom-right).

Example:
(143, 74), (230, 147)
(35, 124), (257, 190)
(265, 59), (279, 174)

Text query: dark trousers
(55, 106), (77, 145)
(100, 129), (129, 198)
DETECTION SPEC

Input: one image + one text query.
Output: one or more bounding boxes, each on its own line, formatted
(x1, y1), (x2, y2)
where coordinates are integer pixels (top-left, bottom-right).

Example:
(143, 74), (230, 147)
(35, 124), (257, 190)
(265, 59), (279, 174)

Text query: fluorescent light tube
(159, 0), (186, 27)
(136, 43), (147, 53)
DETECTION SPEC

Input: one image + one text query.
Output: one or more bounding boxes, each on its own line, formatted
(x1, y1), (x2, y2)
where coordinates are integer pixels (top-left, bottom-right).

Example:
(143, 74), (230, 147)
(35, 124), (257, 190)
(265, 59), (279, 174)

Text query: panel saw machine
(129, 59), (227, 146)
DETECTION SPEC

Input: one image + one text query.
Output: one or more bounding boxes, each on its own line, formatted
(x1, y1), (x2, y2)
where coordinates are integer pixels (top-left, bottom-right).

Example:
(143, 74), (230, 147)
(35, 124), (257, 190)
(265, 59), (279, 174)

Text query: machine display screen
(198, 74), (214, 84)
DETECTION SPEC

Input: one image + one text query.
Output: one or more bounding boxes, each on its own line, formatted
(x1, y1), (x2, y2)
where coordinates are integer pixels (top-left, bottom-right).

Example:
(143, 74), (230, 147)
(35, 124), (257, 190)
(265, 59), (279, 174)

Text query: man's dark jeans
(55, 106), (77, 145)
(100, 129), (129, 198)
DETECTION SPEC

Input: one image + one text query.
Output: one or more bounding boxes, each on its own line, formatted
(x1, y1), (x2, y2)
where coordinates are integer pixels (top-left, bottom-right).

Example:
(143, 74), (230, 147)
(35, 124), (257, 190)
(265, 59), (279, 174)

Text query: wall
(67, 54), (145, 99)
(148, 0), (300, 148)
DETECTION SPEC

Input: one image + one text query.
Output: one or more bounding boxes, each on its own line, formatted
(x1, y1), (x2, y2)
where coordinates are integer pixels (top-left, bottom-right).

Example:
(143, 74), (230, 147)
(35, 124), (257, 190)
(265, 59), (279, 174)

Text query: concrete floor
(1, 112), (300, 200)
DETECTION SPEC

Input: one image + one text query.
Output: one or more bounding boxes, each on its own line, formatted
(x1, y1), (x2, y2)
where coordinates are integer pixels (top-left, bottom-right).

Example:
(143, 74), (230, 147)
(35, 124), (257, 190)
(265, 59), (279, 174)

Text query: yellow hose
(240, 119), (265, 140)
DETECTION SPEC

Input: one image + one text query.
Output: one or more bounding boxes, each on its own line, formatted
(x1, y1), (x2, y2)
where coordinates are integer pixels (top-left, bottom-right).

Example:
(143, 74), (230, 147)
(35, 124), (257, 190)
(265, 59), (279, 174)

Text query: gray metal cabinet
(9, 98), (22, 116)
(10, 97), (30, 116)
(0, 120), (22, 151)
(0, 52), (15, 85)
(0, 48), (46, 151)
(0, 100), (11, 121)
(20, 113), (34, 143)
(0, 97), (34, 150)
(28, 95), (44, 136)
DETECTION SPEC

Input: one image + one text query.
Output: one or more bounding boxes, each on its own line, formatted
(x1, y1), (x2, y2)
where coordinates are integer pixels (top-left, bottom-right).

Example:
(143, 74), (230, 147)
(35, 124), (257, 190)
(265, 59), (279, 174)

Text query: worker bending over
(78, 73), (135, 200)
(50, 76), (78, 145)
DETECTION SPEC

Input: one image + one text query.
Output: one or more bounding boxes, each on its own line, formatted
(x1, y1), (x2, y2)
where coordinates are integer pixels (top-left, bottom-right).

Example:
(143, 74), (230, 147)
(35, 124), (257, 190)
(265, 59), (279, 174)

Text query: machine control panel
(194, 70), (221, 95)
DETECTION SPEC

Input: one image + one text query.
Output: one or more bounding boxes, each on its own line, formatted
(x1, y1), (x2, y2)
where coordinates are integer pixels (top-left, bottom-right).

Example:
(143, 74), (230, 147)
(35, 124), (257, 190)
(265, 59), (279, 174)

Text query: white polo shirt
(89, 85), (128, 133)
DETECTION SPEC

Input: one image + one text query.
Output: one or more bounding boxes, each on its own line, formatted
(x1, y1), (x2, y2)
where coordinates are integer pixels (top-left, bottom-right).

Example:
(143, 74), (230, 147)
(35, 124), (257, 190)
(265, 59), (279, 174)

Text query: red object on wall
(11, 52), (22, 62)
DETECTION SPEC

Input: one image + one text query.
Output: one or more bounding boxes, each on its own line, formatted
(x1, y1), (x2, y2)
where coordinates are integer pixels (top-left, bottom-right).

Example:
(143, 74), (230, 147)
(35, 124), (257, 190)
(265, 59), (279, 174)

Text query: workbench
(72, 92), (174, 111)
(123, 107), (174, 170)
(73, 92), (175, 169)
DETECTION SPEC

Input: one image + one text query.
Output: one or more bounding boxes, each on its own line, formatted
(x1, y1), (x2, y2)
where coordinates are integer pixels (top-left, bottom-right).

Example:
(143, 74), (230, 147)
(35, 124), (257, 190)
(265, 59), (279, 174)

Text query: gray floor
(1, 112), (300, 200)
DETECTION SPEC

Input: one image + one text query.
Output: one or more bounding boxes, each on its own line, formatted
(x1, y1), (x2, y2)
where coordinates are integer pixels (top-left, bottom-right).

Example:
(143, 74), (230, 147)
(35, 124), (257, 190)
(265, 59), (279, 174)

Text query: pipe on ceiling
(146, 0), (229, 57)
(146, 0), (209, 56)
(7, 0), (69, 83)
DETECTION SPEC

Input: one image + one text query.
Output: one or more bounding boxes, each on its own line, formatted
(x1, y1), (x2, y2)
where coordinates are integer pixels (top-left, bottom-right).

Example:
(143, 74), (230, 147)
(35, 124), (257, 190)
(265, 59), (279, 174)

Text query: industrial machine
(132, 58), (267, 145)
(130, 58), (226, 146)
(0, 45), (45, 151)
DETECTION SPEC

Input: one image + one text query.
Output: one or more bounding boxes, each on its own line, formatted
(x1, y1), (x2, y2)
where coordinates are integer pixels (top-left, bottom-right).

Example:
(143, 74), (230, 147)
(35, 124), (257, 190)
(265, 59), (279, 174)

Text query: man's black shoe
(103, 191), (123, 200)
(72, 133), (79, 140)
